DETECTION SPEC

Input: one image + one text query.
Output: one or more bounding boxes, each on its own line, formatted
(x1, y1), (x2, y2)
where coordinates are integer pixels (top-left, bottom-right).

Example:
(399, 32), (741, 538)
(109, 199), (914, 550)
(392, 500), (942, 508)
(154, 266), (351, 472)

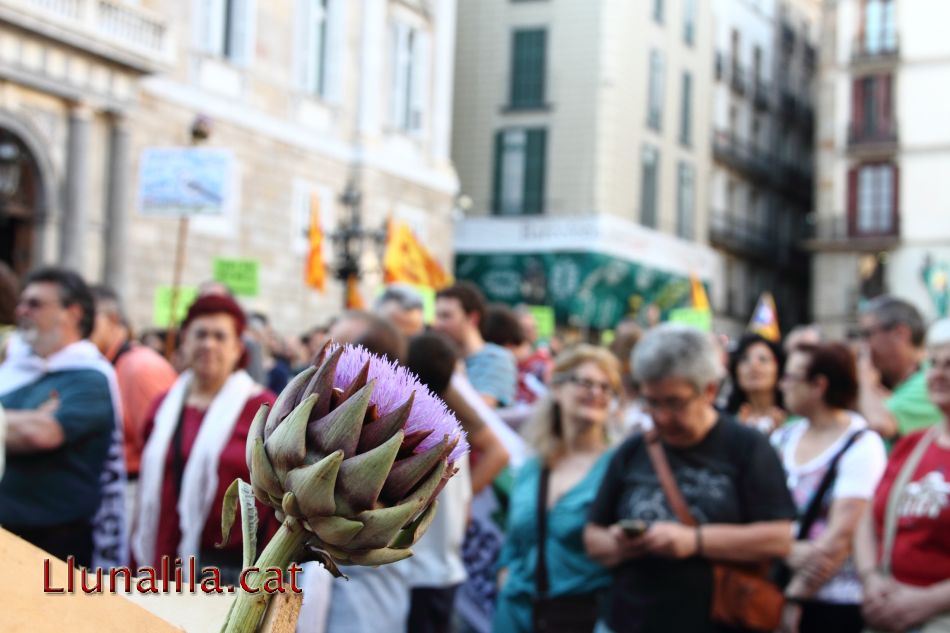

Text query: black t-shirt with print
(588, 415), (796, 633)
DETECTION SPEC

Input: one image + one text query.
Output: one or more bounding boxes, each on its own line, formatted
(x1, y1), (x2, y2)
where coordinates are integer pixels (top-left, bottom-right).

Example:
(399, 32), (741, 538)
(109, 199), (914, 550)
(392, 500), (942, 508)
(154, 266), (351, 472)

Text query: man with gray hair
(375, 284), (426, 337)
(858, 295), (942, 440)
(585, 323), (795, 633)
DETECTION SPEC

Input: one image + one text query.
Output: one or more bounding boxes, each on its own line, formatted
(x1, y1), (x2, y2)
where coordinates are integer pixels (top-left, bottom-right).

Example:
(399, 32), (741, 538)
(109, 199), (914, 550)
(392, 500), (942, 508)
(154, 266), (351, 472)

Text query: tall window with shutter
(640, 145), (660, 228)
(196, 0), (256, 66)
(679, 71), (692, 146)
(683, 0), (696, 45)
(647, 50), (665, 131)
(390, 22), (431, 135)
(850, 74), (894, 142)
(492, 128), (547, 215)
(848, 163), (898, 236)
(296, 0), (342, 100)
(862, 0), (896, 55)
(676, 161), (695, 239)
(509, 29), (547, 109)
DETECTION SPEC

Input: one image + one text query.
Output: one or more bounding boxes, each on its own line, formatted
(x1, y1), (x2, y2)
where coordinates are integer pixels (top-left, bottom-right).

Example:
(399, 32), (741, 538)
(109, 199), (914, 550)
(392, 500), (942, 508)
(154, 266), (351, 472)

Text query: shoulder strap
(881, 427), (938, 573)
(111, 340), (133, 367)
(645, 432), (697, 527)
(796, 430), (866, 540)
(535, 466), (551, 596)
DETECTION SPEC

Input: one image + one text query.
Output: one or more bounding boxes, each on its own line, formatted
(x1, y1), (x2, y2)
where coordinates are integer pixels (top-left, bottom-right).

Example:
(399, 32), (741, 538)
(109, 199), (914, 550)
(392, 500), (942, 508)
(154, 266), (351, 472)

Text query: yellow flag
(305, 193), (326, 292)
(383, 218), (452, 289)
(748, 292), (781, 342)
(690, 273), (711, 312)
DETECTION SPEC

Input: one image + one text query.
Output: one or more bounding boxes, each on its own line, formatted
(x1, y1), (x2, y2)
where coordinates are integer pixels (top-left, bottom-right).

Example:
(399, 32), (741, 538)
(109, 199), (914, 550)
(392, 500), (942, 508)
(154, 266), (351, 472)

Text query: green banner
(153, 285), (198, 327)
(455, 251), (694, 329)
(213, 258), (259, 297)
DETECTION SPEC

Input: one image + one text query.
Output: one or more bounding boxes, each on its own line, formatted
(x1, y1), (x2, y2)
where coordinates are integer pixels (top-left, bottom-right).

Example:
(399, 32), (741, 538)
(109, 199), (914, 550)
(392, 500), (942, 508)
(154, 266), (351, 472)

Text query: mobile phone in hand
(618, 519), (649, 538)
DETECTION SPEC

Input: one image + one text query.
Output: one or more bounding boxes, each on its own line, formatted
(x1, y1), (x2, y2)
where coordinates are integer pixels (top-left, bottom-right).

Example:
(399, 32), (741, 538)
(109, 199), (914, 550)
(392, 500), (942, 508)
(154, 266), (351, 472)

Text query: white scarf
(133, 369), (256, 574)
(0, 334), (128, 570)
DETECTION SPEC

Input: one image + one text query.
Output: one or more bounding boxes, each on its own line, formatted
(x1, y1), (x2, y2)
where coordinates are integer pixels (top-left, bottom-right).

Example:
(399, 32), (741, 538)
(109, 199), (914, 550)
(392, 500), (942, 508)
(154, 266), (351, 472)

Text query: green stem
(220, 517), (310, 633)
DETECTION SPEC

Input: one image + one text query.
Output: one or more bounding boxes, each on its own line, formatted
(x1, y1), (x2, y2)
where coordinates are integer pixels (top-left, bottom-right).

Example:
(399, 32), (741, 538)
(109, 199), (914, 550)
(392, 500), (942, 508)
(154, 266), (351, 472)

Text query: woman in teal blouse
(494, 345), (621, 633)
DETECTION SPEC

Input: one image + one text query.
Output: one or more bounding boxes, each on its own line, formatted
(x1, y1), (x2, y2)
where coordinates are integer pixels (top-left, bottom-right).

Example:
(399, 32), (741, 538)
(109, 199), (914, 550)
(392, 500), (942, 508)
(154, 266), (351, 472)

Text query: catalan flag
(383, 218), (453, 290)
(304, 192), (326, 292)
(345, 275), (366, 310)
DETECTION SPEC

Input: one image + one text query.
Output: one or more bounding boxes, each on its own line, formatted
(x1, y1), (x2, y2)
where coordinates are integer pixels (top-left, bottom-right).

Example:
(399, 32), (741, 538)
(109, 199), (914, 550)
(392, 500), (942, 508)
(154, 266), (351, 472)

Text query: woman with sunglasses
(493, 345), (621, 633)
(585, 324), (797, 633)
(772, 342), (886, 633)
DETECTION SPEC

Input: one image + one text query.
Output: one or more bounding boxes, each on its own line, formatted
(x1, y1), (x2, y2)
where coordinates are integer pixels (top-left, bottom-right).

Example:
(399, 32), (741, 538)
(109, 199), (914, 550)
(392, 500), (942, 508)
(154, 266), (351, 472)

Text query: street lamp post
(329, 175), (387, 310)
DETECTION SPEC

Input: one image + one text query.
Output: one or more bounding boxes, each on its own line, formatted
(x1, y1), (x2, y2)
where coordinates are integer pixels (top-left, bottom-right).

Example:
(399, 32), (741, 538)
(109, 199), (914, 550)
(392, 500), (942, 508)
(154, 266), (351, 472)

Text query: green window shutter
(680, 72), (692, 145)
(491, 130), (504, 215)
(641, 145), (658, 227)
(523, 129), (547, 214)
(511, 29), (546, 108)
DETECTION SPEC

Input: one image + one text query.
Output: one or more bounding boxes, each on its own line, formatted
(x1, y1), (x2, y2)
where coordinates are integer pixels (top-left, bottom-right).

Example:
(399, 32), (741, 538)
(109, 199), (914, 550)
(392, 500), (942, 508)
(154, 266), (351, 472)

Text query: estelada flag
(690, 273), (711, 312)
(748, 292), (781, 342)
(304, 192), (326, 292)
(383, 218), (453, 289)
(345, 275), (366, 310)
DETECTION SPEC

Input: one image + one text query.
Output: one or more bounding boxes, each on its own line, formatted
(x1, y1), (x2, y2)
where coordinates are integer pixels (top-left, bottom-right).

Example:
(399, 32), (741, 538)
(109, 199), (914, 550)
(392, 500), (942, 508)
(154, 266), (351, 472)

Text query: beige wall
(814, 0), (950, 327)
(3, 0), (460, 337)
(453, 0), (713, 240)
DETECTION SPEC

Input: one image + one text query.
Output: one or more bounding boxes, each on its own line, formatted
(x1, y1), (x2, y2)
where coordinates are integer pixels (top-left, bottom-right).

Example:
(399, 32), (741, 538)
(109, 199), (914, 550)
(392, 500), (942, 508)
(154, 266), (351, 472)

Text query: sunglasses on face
(564, 375), (615, 396)
(17, 297), (60, 311)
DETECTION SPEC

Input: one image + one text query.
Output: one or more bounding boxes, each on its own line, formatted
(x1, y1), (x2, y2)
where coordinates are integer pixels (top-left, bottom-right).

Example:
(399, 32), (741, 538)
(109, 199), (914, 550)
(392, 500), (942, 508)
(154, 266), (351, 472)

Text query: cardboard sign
(153, 285), (198, 327)
(668, 307), (713, 331)
(525, 305), (556, 342)
(213, 258), (259, 297)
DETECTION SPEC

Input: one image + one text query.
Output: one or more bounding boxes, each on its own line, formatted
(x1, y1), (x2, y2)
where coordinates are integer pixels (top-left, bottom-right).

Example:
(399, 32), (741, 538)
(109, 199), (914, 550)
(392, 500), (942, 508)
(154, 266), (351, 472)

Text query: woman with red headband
(132, 295), (278, 581)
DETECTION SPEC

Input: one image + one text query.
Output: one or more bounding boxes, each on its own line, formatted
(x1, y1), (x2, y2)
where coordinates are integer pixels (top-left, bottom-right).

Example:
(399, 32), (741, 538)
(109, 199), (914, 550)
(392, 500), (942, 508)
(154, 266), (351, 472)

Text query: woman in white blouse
(772, 341), (887, 633)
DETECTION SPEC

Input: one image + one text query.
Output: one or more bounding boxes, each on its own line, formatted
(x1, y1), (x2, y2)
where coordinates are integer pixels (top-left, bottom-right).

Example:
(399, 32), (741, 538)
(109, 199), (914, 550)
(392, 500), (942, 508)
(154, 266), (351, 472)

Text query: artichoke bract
(248, 342), (467, 567)
(220, 342), (467, 633)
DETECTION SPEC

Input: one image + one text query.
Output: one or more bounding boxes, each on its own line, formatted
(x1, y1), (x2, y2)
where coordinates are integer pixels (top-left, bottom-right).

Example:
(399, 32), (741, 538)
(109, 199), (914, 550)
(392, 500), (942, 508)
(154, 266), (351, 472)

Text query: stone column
(103, 113), (130, 296)
(60, 104), (91, 271)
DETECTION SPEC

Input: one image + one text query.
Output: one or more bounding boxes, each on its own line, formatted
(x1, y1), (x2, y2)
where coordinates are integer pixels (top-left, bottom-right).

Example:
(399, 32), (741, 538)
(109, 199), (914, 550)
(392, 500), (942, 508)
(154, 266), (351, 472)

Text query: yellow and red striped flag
(305, 192), (326, 292)
(345, 275), (366, 310)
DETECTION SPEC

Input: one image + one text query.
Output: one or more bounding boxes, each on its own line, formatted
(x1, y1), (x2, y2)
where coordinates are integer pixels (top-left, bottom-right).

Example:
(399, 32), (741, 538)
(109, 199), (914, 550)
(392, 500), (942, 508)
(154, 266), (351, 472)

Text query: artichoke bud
(247, 343), (469, 570)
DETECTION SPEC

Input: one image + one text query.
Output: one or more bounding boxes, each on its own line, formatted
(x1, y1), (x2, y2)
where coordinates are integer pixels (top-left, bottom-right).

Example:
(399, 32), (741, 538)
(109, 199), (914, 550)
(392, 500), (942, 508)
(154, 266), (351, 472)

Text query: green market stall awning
(453, 216), (721, 330)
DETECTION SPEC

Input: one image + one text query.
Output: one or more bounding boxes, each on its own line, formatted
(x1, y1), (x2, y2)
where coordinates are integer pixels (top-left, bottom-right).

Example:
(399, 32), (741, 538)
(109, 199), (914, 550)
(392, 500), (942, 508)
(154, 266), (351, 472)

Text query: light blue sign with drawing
(137, 147), (235, 217)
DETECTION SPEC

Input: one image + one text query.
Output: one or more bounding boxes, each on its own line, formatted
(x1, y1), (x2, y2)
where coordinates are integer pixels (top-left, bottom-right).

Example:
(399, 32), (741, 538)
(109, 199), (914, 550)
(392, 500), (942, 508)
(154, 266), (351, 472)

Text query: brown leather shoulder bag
(644, 433), (784, 632)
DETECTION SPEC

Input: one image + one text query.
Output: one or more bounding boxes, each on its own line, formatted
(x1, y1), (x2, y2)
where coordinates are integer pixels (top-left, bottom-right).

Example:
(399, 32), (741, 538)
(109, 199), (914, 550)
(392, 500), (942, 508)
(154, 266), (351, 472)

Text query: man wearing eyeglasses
(857, 295), (942, 442)
(0, 267), (124, 569)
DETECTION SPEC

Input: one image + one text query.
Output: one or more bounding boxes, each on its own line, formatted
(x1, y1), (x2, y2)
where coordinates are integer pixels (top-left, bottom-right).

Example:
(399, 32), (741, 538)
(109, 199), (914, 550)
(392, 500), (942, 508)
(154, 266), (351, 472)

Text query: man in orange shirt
(90, 286), (177, 479)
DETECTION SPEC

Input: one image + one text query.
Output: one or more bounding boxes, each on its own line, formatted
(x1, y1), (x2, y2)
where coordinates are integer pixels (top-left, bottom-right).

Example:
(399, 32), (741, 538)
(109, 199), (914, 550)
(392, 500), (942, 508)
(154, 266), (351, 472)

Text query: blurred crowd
(1, 263), (950, 633)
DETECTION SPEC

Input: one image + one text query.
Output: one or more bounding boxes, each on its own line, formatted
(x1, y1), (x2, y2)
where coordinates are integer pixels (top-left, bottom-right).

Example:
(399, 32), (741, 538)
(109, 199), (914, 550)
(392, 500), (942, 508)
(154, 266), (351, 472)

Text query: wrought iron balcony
(852, 34), (900, 65)
(709, 210), (775, 260)
(804, 214), (900, 252)
(713, 130), (772, 184)
(847, 125), (899, 151)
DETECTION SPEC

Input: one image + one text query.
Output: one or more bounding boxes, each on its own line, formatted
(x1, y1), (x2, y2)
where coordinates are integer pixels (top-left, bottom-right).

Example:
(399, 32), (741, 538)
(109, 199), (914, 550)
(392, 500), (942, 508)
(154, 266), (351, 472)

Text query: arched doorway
(0, 130), (41, 278)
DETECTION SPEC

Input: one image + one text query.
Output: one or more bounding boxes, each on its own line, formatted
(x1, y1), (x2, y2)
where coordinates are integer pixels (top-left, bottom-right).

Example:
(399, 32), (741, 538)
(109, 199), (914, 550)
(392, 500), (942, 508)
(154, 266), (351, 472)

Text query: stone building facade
(0, 0), (459, 337)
